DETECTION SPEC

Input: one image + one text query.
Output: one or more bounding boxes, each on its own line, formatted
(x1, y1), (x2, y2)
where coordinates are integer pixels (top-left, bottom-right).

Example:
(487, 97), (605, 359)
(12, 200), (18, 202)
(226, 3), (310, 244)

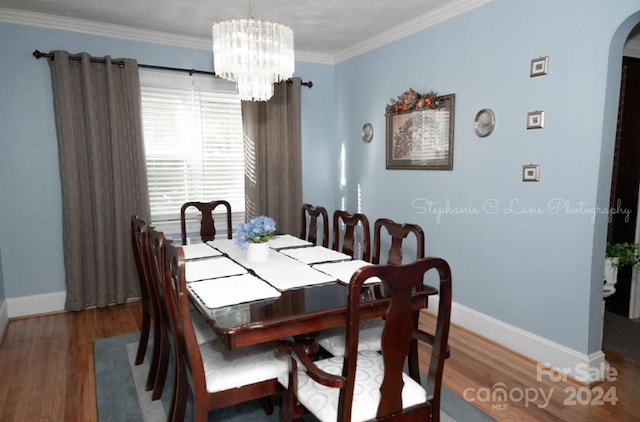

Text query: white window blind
(139, 71), (245, 229)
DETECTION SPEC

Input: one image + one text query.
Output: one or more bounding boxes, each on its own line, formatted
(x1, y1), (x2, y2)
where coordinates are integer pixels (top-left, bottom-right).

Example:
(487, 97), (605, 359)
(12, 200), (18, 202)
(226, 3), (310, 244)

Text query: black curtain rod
(32, 50), (313, 88)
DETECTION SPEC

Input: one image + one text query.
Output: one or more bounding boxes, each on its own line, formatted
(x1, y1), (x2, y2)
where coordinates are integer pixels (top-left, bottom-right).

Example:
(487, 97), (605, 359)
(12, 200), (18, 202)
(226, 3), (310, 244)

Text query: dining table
(182, 234), (437, 355)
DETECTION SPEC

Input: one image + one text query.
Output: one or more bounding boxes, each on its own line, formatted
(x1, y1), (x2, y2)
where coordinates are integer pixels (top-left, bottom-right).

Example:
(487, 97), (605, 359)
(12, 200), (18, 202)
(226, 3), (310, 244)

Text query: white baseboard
(0, 299), (8, 343)
(427, 297), (607, 384)
(7, 291), (66, 318)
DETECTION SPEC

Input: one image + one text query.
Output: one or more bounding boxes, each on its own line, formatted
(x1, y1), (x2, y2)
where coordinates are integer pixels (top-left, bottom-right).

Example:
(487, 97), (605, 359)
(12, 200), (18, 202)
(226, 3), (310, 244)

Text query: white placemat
(279, 246), (351, 264)
(207, 238), (340, 290)
(207, 238), (238, 255)
(312, 260), (381, 285)
(268, 234), (312, 250)
(188, 273), (281, 309)
(181, 243), (223, 260)
(184, 256), (247, 282)
(257, 262), (337, 290)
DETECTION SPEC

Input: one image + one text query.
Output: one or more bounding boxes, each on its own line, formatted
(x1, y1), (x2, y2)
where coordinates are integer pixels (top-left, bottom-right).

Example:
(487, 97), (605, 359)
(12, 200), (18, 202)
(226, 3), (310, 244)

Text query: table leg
(293, 331), (320, 360)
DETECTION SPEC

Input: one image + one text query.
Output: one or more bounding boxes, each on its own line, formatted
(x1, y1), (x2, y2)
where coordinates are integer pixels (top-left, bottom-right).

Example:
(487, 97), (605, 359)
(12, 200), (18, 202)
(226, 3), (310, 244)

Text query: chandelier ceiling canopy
(212, 0), (295, 101)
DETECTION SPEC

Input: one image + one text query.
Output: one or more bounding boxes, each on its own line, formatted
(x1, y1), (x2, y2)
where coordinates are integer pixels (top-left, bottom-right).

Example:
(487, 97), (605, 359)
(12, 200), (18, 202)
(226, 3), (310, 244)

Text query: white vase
(604, 257), (618, 298)
(246, 242), (270, 263)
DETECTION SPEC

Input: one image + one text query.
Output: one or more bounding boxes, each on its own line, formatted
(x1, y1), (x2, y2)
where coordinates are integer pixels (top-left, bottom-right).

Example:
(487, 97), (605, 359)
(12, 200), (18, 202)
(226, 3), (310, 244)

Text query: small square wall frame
(522, 164), (540, 182)
(530, 56), (549, 77)
(527, 111), (545, 129)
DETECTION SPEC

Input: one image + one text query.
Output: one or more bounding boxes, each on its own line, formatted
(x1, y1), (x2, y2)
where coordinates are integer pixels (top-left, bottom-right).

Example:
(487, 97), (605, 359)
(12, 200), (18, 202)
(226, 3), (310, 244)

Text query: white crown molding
(624, 39), (640, 58)
(0, 8), (211, 50)
(1, 2), (492, 65)
(333, 0), (494, 63)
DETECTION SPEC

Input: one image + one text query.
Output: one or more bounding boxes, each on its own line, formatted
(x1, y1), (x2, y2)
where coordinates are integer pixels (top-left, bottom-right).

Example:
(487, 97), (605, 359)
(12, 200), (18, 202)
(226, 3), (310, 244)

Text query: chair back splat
(332, 210), (371, 262)
(300, 203), (329, 247)
(180, 200), (232, 244)
(277, 257), (452, 422)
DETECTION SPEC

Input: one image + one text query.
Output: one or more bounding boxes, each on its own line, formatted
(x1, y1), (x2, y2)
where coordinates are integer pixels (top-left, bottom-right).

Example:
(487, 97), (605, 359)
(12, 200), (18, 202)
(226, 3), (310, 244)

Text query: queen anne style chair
(131, 216), (160, 389)
(372, 218), (434, 371)
(331, 210), (371, 261)
(300, 203), (329, 247)
(180, 200), (232, 245)
(144, 225), (172, 401)
(319, 217), (427, 357)
(163, 241), (289, 422)
(144, 225), (224, 405)
(372, 218), (425, 265)
(277, 257), (452, 422)
(317, 210), (378, 356)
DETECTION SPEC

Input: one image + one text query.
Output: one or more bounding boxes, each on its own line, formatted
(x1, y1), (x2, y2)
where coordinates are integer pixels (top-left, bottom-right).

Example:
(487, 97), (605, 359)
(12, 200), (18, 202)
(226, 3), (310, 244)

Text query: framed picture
(527, 111), (545, 129)
(385, 89), (455, 170)
(530, 56), (549, 77)
(522, 164), (540, 182)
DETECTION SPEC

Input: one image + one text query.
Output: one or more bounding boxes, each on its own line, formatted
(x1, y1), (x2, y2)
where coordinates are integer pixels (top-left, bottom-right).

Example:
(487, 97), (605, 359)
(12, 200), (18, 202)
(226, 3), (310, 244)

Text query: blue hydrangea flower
(234, 216), (277, 249)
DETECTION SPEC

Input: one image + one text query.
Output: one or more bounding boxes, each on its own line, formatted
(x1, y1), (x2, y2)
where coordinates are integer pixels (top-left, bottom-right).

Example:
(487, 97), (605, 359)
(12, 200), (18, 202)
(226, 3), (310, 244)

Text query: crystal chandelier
(212, 0), (295, 101)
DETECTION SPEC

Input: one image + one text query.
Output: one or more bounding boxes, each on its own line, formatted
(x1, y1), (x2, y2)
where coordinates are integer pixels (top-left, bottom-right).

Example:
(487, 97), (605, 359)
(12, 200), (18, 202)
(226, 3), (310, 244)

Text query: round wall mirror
(361, 122), (374, 143)
(473, 109), (496, 137)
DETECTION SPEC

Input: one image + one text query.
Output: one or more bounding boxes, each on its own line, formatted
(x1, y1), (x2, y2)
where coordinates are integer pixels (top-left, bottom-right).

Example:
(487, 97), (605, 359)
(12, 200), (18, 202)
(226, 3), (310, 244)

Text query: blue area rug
(94, 332), (495, 421)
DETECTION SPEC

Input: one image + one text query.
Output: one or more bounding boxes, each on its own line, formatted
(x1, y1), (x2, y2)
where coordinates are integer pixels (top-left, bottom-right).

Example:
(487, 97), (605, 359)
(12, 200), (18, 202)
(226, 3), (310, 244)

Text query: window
(139, 70), (245, 236)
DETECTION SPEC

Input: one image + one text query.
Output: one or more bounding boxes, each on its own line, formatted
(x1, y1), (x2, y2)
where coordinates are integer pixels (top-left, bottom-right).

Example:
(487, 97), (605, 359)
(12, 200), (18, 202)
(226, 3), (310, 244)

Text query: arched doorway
(607, 23), (640, 320)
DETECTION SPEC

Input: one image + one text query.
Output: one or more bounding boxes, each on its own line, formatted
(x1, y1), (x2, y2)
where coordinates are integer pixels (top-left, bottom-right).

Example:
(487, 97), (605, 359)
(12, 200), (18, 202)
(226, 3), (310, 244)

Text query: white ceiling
(0, 0), (491, 63)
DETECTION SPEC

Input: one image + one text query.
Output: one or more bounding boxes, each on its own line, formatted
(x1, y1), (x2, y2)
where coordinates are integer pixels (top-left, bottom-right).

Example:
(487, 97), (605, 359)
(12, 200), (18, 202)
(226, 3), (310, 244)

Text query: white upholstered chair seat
(200, 338), (289, 393)
(190, 309), (218, 344)
(278, 350), (428, 422)
(317, 318), (385, 357)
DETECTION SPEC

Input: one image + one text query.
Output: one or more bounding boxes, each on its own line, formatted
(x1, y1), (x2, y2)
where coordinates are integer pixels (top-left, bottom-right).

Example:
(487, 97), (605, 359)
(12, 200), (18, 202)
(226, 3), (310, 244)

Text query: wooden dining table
(183, 235), (437, 354)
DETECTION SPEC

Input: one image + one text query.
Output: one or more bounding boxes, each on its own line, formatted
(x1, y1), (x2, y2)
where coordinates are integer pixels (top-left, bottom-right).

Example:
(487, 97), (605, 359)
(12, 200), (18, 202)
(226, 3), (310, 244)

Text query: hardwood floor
(0, 302), (638, 421)
(419, 313), (640, 422)
(0, 302), (142, 422)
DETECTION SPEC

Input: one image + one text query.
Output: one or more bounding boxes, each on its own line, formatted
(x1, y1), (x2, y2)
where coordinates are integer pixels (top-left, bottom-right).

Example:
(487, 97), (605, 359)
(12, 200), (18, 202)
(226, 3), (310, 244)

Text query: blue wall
(333, 0), (640, 355)
(1, 0), (640, 357)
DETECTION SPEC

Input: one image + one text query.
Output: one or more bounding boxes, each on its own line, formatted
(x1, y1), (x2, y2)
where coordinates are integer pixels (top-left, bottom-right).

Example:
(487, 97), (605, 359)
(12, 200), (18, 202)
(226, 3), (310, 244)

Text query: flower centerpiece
(235, 216), (276, 262)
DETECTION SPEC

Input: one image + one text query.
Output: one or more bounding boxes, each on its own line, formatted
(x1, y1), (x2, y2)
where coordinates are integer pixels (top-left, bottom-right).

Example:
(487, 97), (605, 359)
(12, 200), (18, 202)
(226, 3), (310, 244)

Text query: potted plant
(235, 215), (277, 262)
(604, 242), (640, 296)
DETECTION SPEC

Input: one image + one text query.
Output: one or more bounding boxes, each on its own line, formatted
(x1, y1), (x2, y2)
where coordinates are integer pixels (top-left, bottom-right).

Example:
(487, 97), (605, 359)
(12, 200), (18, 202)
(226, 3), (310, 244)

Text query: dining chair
(144, 225), (172, 401)
(317, 210), (378, 356)
(180, 200), (232, 245)
(163, 241), (289, 421)
(277, 257), (452, 422)
(331, 210), (371, 261)
(144, 225), (220, 404)
(372, 217), (425, 265)
(300, 203), (329, 247)
(318, 217), (426, 357)
(130, 216), (157, 377)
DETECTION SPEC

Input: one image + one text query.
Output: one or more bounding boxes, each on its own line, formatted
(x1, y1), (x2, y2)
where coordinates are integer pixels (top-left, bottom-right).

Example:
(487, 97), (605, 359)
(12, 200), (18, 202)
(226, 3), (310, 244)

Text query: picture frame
(522, 164), (540, 182)
(530, 56), (549, 77)
(385, 89), (455, 170)
(527, 111), (545, 129)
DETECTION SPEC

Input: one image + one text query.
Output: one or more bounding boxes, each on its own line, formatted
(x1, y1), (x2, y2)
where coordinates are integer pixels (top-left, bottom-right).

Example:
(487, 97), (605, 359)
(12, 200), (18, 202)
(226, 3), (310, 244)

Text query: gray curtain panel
(242, 78), (303, 236)
(47, 51), (150, 311)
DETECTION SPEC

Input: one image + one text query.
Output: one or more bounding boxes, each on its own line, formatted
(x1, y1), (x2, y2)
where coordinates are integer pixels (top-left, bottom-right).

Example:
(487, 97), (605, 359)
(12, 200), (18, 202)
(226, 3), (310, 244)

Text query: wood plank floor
(0, 302), (638, 421)
(419, 313), (640, 422)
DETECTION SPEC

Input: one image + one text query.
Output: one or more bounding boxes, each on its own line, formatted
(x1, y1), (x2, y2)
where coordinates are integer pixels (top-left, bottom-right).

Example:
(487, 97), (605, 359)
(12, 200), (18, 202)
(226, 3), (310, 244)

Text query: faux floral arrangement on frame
(235, 215), (276, 249)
